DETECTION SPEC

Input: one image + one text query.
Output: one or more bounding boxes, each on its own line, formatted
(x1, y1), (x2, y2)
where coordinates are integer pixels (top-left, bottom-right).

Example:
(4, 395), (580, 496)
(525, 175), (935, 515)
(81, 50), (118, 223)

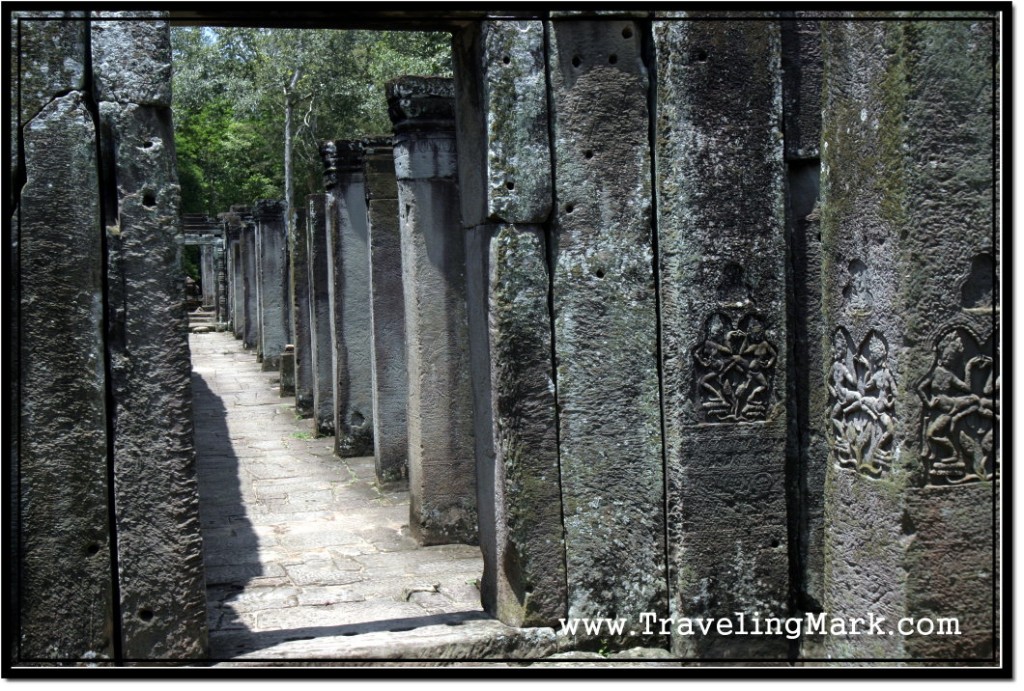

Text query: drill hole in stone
(502, 55), (511, 65)
(565, 203), (575, 214)
(695, 48), (709, 63)
(505, 180), (515, 191)
(595, 268), (605, 279)
(86, 543), (100, 556)
(608, 54), (618, 65)
(138, 608), (155, 622)
(622, 26), (633, 39)
(142, 192), (157, 208)
(142, 139), (155, 149)
(584, 150), (594, 160)
(572, 55), (582, 68)
(770, 539), (781, 548)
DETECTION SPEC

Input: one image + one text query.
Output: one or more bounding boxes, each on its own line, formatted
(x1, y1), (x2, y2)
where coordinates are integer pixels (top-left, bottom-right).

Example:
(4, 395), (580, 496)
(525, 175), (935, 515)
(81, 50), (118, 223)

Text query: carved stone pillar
(306, 192), (335, 436)
(223, 211), (244, 339)
(320, 140), (374, 457)
(200, 242), (216, 309)
(289, 202), (314, 416)
(454, 20), (565, 627)
(215, 238), (228, 326)
(654, 15), (789, 658)
(363, 137), (409, 484)
(820, 18), (997, 661)
(16, 12), (114, 660)
(388, 77), (477, 545)
(252, 199), (290, 371)
(547, 18), (667, 627)
(93, 10), (207, 658)
(240, 213), (259, 350)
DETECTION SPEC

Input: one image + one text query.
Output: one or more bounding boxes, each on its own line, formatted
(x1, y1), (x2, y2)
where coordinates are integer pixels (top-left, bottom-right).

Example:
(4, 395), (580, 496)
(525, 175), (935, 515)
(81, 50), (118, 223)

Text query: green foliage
(181, 245), (200, 282)
(171, 27), (452, 215)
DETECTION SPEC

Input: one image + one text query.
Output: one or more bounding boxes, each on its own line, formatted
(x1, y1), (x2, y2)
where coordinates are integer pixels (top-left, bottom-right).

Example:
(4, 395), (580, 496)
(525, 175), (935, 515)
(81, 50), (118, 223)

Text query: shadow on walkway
(189, 332), (486, 661)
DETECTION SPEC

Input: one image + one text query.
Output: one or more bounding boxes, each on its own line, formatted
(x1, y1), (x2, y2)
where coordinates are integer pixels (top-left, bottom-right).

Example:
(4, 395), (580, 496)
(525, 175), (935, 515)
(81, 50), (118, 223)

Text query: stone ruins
(10, 9), (1000, 668)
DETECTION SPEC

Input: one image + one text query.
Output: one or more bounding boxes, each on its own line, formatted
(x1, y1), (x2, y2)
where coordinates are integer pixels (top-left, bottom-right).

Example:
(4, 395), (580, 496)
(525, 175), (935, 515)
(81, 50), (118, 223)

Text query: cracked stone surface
(190, 331), (487, 661)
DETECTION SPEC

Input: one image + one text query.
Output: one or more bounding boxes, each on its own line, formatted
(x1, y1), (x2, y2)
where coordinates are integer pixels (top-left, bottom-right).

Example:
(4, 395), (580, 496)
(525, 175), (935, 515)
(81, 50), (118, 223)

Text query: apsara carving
(828, 328), (896, 477)
(918, 326), (998, 485)
(693, 312), (777, 423)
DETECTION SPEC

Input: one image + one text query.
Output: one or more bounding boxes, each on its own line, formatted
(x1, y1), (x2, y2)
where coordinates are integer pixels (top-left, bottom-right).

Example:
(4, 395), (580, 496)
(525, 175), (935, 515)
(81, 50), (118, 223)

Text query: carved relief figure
(828, 328), (896, 477)
(918, 327), (997, 485)
(693, 312), (777, 423)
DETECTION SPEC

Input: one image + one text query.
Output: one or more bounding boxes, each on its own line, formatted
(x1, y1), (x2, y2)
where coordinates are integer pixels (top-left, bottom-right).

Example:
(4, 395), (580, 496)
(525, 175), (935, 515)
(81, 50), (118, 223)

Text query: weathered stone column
(200, 242), (216, 309)
(253, 199), (290, 371)
(547, 19), (666, 625)
(387, 77), (477, 545)
(16, 12), (115, 661)
(454, 20), (566, 626)
(215, 238), (228, 326)
(224, 212), (244, 339)
(253, 216), (264, 360)
(222, 218), (235, 326)
(363, 137), (409, 484)
(320, 140), (375, 457)
(654, 16), (789, 658)
(306, 192), (335, 436)
(92, 11), (208, 658)
(240, 216), (259, 350)
(820, 18), (997, 661)
(289, 202), (314, 416)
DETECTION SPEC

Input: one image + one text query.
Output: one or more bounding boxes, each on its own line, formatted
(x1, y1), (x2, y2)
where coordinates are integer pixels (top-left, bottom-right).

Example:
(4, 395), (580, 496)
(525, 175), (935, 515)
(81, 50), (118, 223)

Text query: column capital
(252, 198), (285, 221)
(319, 139), (364, 189)
(386, 76), (455, 133)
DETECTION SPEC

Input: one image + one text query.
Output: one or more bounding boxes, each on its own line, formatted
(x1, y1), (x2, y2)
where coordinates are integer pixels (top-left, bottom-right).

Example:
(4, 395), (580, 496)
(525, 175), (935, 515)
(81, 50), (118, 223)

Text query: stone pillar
(654, 16), (789, 658)
(200, 242), (216, 309)
(289, 202), (314, 416)
(820, 18), (997, 661)
(306, 193), (335, 436)
(387, 77), (477, 545)
(280, 344), (296, 397)
(92, 11), (207, 659)
(453, 20), (565, 627)
(781, 14), (827, 650)
(320, 140), (374, 457)
(254, 216), (264, 360)
(547, 19), (666, 625)
(363, 137), (409, 484)
(215, 238), (228, 326)
(240, 217), (259, 350)
(222, 219), (235, 326)
(224, 213), (244, 339)
(16, 12), (115, 661)
(253, 199), (290, 371)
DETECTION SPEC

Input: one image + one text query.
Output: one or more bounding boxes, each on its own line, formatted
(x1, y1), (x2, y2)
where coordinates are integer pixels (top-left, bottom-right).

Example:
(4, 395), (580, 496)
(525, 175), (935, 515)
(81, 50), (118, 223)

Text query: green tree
(170, 27), (452, 215)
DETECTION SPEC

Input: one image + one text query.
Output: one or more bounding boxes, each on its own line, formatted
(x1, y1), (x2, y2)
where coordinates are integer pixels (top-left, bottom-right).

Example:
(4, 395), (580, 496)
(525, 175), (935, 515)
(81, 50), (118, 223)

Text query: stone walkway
(189, 330), (679, 666)
(191, 331), (515, 663)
